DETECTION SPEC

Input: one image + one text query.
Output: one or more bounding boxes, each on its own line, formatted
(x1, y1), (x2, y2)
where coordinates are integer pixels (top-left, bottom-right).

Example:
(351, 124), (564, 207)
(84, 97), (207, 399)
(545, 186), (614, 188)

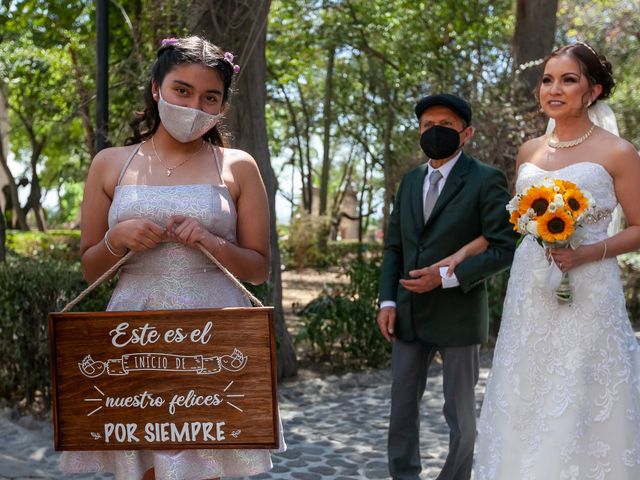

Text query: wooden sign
(49, 307), (279, 451)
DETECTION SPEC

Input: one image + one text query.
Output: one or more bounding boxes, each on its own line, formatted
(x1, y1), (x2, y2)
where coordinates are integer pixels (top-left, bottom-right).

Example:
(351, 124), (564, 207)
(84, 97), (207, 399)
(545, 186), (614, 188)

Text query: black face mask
(420, 125), (464, 160)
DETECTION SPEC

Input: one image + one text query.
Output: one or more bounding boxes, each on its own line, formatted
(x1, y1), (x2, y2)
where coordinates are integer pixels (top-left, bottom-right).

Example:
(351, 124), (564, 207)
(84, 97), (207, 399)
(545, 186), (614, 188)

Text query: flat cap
(414, 93), (472, 125)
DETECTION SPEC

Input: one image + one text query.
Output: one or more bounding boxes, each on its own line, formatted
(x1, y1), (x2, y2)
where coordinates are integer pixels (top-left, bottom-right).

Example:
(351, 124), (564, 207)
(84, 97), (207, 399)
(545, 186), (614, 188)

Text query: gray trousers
(388, 339), (480, 480)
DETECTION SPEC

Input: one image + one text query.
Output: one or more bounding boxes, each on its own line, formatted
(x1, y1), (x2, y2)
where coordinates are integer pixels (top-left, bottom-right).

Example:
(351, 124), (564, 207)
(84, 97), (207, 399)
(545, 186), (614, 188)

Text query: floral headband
(223, 51), (241, 74)
(160, 38), (240, 74)
(161, 37), (177, 47)
(516, 41), (602, 74)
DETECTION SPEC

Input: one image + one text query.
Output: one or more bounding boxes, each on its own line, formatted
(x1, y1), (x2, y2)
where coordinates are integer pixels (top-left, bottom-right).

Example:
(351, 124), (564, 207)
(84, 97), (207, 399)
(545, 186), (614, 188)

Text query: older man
(377, 93), (517, 480)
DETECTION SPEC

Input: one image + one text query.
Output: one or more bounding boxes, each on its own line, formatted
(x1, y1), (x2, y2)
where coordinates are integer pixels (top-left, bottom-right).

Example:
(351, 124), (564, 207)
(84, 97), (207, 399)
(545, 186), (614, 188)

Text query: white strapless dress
(474, 162), (640, 480)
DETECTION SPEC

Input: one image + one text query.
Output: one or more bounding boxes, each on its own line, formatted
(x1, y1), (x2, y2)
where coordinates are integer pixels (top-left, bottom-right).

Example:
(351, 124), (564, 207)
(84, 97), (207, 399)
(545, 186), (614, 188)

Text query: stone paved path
(0, 361), (490, 480)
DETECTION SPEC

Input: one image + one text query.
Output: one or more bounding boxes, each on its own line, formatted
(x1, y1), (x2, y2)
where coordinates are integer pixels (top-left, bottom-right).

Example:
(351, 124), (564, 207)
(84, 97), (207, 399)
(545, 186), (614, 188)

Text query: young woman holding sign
(60, 36), (283, 480)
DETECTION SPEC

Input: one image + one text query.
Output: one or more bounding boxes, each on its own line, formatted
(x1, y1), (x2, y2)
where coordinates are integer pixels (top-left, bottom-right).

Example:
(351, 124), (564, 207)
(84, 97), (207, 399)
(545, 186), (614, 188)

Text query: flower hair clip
(515, 57), (545, 74)
(161, 38), (178, 47)
(224, 51), (241, 74)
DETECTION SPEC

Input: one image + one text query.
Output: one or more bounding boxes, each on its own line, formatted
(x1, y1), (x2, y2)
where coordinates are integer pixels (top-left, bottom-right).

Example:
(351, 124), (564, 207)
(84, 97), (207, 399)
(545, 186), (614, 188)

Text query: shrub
(487, 269), (511, 342)
(297, 254), (391, 370)
(6, 229), (81, 262)
(0, 253), (114, 414)
(282, 213), (331, 269)
(297, 254), (512, 368)
(323, 240), (383, 266)
(618, 253), (640, 326)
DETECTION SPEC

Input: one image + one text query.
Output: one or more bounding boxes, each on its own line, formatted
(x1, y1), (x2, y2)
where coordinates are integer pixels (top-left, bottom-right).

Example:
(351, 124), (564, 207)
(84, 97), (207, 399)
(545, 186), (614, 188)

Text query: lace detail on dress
(474, 162), (640, 480)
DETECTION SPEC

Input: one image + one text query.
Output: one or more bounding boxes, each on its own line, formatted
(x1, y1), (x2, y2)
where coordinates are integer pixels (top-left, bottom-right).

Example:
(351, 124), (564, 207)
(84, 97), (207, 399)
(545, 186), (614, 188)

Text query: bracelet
(601, 240), (608, 261)
(104, 230), (127, 257)
(210, 235), (226, 253)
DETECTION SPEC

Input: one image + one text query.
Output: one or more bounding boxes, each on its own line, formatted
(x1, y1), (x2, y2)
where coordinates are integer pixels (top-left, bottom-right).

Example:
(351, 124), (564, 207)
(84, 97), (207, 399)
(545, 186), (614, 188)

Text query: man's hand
(376, 307), (396, 342)
(399, 266), (442, 293)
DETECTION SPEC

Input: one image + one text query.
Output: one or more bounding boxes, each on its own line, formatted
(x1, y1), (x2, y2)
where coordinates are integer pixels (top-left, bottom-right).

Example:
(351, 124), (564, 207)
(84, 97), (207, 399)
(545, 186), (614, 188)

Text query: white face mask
(157, 89), (222, 143)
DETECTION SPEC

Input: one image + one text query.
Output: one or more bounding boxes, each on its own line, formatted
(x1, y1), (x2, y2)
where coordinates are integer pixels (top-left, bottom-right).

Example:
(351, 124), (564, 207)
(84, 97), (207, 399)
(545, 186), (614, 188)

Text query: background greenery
(0, 1), (638, 232)
(0, 232), (114, 414)
(1, 1), (639, 409)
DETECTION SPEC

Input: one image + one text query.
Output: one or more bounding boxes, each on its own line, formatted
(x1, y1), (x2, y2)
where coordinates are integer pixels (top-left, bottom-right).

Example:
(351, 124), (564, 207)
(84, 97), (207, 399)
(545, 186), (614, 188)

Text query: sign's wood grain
(49, 307), (278, 451)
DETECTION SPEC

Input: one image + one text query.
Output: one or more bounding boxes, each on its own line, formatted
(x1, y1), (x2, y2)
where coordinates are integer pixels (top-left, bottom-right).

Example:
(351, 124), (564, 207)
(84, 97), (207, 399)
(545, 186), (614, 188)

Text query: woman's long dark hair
(125, 36), (236, 147)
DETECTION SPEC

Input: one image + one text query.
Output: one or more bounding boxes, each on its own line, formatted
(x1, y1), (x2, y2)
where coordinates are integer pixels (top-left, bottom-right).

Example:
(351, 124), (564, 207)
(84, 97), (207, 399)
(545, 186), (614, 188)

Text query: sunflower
(553, 179), (577, 193)
(509, 210), (521, 231)
(537, 208), (575, 243)
(518, 185), (555, 217)
(563, 188), (590, 218)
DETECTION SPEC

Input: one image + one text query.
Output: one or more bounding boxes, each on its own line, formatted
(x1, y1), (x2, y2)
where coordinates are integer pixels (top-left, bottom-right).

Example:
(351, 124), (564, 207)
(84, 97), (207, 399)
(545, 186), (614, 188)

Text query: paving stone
(308, 465), (337, 475)
(0, 364), (494, 479)
(275, 449), (302, 459)
(291, 472), (322, 480)
(281, 459), (309, 468)
(269, 465), (289, 474)
(327, 458), (360, 468)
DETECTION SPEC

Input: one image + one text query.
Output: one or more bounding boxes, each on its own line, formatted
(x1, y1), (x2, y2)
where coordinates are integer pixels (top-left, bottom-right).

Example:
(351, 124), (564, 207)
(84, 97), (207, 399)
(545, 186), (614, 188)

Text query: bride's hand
(430, 235), (488, 275)
(431, 250), (466, 276)
(548, 244), (600, 273)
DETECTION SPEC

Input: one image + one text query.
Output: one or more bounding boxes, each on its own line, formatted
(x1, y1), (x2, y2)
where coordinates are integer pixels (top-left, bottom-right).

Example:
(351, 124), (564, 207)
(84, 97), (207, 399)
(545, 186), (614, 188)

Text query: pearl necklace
(151, 137), (207, 176)
(548, 124), (595, 149)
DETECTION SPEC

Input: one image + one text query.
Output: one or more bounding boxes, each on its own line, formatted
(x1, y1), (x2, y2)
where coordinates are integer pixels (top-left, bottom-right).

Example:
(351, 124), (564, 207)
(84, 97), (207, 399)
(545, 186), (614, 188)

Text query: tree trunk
(17, 123), (46, 231)
(381, 89), (397, 234)
(317, 43), (335, 251)
(0, 42), (7, 255)
(513, 0), (558, 97)
(191, 0), (297, 379)
(0, 87), (8, 215)
(69, 46), (97, 160)
(319, 44), (335, 216)
(273, 78), (305, 215)
(0, 86), (28, 231)
(0, 139), (28, 231)
(23, 143), (46, 232)
(0, 205), (5, 262)
(296, 82), (313, 213)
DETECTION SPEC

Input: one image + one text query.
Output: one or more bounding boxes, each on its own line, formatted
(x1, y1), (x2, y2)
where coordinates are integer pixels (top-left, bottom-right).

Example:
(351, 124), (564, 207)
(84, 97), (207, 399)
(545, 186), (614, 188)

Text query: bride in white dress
(445, 43), (640, 479)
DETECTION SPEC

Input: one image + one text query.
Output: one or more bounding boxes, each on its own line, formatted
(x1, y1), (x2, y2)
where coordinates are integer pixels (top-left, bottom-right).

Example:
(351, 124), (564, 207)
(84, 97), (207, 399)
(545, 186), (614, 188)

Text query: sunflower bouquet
(506, 177), (595, 303)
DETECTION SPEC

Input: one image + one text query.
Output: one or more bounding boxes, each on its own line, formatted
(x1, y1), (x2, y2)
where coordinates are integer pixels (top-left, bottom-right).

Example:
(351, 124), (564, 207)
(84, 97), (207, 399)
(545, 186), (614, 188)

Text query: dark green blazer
(378, 152), (517, 346)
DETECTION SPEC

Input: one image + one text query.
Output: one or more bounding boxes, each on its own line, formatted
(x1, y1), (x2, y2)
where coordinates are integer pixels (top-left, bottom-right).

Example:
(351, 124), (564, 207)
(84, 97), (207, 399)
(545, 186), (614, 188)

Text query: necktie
(423, 169), (443, 223)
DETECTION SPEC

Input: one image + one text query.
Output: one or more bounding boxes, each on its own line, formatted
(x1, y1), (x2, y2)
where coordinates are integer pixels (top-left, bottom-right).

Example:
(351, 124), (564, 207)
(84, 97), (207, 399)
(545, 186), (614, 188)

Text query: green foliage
(282, 212), (331, 268)
(297, 253), (512, 369)
(44, 182), (84, 227)
(618, 253), (640, 326)
(282, 211), (383, 269)
(297, 253), (390, 370)
(0, 1), (94, 225)
(558, 0), (640, 149)
(0, 1), (195, 227)
(6, 229), (80, 261)
(268, 0), (517, 213)
(486, 269), (510, 342)
(324, 240), (383, 265)
(0, 253), (114, 413)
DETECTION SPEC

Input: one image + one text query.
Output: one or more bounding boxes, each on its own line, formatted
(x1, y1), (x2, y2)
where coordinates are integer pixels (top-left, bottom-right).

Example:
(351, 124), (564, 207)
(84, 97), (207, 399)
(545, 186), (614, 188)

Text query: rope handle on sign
(60, 243), (264, 313)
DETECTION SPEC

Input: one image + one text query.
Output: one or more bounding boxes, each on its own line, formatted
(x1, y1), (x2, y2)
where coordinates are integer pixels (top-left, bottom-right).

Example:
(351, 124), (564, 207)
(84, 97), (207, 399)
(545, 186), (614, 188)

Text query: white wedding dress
(474, 161), (640, 480)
